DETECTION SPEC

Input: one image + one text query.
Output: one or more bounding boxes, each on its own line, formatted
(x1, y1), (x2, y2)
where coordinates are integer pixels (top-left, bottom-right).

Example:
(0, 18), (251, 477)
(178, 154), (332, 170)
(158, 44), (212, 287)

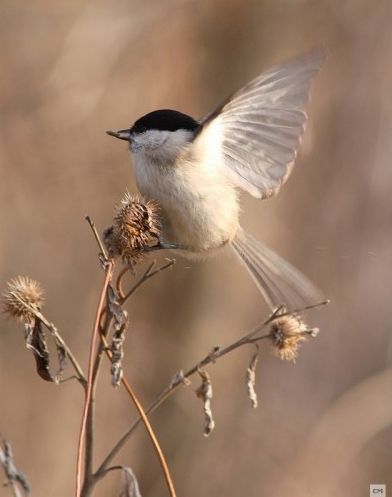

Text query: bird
(106, 50), (325, 311)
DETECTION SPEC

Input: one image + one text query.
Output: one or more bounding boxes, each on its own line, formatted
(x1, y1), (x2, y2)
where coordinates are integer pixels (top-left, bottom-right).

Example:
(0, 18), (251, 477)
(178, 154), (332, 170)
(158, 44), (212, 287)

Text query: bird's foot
(143, 239), (179, 252)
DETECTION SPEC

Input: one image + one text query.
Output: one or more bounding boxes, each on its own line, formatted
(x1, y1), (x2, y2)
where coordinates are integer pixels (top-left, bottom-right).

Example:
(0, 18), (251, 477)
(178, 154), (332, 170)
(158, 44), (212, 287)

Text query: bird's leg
(143, 237), (179, 252)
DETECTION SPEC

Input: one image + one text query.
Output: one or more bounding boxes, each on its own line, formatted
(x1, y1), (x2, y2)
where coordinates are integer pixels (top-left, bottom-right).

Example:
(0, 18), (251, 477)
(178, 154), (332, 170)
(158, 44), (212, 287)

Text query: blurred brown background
(1, 0), (392, 496)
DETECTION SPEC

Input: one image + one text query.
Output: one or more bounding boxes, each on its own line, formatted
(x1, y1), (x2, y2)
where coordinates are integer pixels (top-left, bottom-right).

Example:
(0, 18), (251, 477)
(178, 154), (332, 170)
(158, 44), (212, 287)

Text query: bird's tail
(230, 230), (324, 311)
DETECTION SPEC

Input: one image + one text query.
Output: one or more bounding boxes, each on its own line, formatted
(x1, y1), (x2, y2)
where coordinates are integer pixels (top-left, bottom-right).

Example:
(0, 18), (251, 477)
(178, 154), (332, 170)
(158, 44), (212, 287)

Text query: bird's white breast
(130, 127), (240, 257)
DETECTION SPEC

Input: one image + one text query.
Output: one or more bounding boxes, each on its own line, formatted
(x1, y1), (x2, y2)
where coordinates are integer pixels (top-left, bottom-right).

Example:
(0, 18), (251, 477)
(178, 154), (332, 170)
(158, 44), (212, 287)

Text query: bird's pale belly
(135, 161), (240, 258)
(159, 197), (239, 258)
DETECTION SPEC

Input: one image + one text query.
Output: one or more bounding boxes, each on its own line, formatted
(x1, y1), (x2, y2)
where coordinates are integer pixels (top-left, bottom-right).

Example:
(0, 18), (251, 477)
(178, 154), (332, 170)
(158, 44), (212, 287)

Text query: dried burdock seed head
(103, 192), (160, 268)
(269, 314), (309, 363)
(2, 276), (44, 322)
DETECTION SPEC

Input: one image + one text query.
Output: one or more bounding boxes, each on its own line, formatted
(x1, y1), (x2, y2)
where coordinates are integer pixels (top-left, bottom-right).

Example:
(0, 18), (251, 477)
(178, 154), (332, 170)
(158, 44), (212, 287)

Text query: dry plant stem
(80, 292), (116, 497)
(96, 301), (328, 476)
(99, 333), (177, 497)
(119, 259), (176, 303)
(83, 287), (177, 496)
(0, 433), (30, 497)
(96, 333), (272, 475)
(116, 267), (129, 299)
(86, 215), (108, 259)
(76, 259), (114, 497)
(84, 218), (177, 497)
(9, 482), (21, 497)
(11, 294), (86, 386)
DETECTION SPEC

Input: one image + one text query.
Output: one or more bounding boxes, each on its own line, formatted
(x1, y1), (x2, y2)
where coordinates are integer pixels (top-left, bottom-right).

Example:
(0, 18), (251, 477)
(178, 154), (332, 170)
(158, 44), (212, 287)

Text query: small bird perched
(107, 50), (325, 311)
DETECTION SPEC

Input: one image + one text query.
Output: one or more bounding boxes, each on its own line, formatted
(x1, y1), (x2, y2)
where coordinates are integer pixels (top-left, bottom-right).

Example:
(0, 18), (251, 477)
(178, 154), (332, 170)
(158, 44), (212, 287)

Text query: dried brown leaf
(195, 370), (215, 436)
(119, 466), (142, 497)
(246, 351), (259, 408)
(107, 284), (128, 387)
(25, 320), (53, 382)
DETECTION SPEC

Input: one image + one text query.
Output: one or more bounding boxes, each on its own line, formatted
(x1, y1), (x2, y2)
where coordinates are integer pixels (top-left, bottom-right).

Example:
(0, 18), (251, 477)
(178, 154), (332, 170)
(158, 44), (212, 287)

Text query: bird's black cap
(132, 109), (200, 133)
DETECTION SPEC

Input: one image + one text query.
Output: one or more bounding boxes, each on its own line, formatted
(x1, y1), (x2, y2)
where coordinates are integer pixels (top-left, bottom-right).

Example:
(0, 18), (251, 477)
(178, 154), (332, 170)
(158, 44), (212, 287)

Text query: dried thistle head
(269, 314), (309, 362)
(2, 276), (44, 322)
(103, 192), (160, 267)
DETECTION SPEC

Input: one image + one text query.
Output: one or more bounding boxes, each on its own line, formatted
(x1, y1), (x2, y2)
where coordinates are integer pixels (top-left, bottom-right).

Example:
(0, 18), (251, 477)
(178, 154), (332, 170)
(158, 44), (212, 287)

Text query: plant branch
(81, 219), (177, 496)
(120, 259), (176, 303)
(86, 215), (108, 260)
(0, 433), (30, 497)
(95, 300), (327, 476)
(98, 333), (177, 497)
(75, 258), (114, 497)
(10, 294), (86, 386)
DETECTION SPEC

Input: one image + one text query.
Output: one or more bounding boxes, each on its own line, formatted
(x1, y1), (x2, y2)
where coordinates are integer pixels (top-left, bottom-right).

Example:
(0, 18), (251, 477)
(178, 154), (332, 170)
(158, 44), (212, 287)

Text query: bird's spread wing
(196, 49), (325, 199)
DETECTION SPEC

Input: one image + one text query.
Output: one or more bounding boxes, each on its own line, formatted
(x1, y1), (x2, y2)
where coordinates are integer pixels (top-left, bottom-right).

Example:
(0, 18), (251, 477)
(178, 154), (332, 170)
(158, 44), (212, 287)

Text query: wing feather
(196, 49), (325, 199)
(231, 231), (325, 310)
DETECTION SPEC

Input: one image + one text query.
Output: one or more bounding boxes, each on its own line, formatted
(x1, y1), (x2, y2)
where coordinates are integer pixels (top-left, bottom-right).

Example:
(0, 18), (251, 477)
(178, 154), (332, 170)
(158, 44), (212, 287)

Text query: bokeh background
(1, 1), (392, 496)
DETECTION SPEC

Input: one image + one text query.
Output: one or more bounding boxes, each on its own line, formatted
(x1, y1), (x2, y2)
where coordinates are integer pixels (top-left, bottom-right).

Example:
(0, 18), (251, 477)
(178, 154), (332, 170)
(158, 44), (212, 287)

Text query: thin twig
(81, 220), (177, 497)
(120, 259), (175, 303)
(116, 267), (129, 299)
(82, 215), (116, 494)
(95, 300), (327, 476)
(0, 433), (30, 497)
(80, 309), (113, 497)
(99, 333), (177, 497)
(97, 259), (175, 332)
(75, 259), (114, 497)
(85, 215), (107, 259)
(95, 324), (273, 475)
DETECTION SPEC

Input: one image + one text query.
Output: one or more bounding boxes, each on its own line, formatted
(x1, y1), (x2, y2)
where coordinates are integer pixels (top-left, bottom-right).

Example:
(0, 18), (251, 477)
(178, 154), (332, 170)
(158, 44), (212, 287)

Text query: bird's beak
(106, 129), (131, 141)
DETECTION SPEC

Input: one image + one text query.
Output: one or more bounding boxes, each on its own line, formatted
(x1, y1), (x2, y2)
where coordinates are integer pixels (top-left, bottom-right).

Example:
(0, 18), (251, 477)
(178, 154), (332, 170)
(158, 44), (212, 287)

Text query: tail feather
(230, 231), (324, 311)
